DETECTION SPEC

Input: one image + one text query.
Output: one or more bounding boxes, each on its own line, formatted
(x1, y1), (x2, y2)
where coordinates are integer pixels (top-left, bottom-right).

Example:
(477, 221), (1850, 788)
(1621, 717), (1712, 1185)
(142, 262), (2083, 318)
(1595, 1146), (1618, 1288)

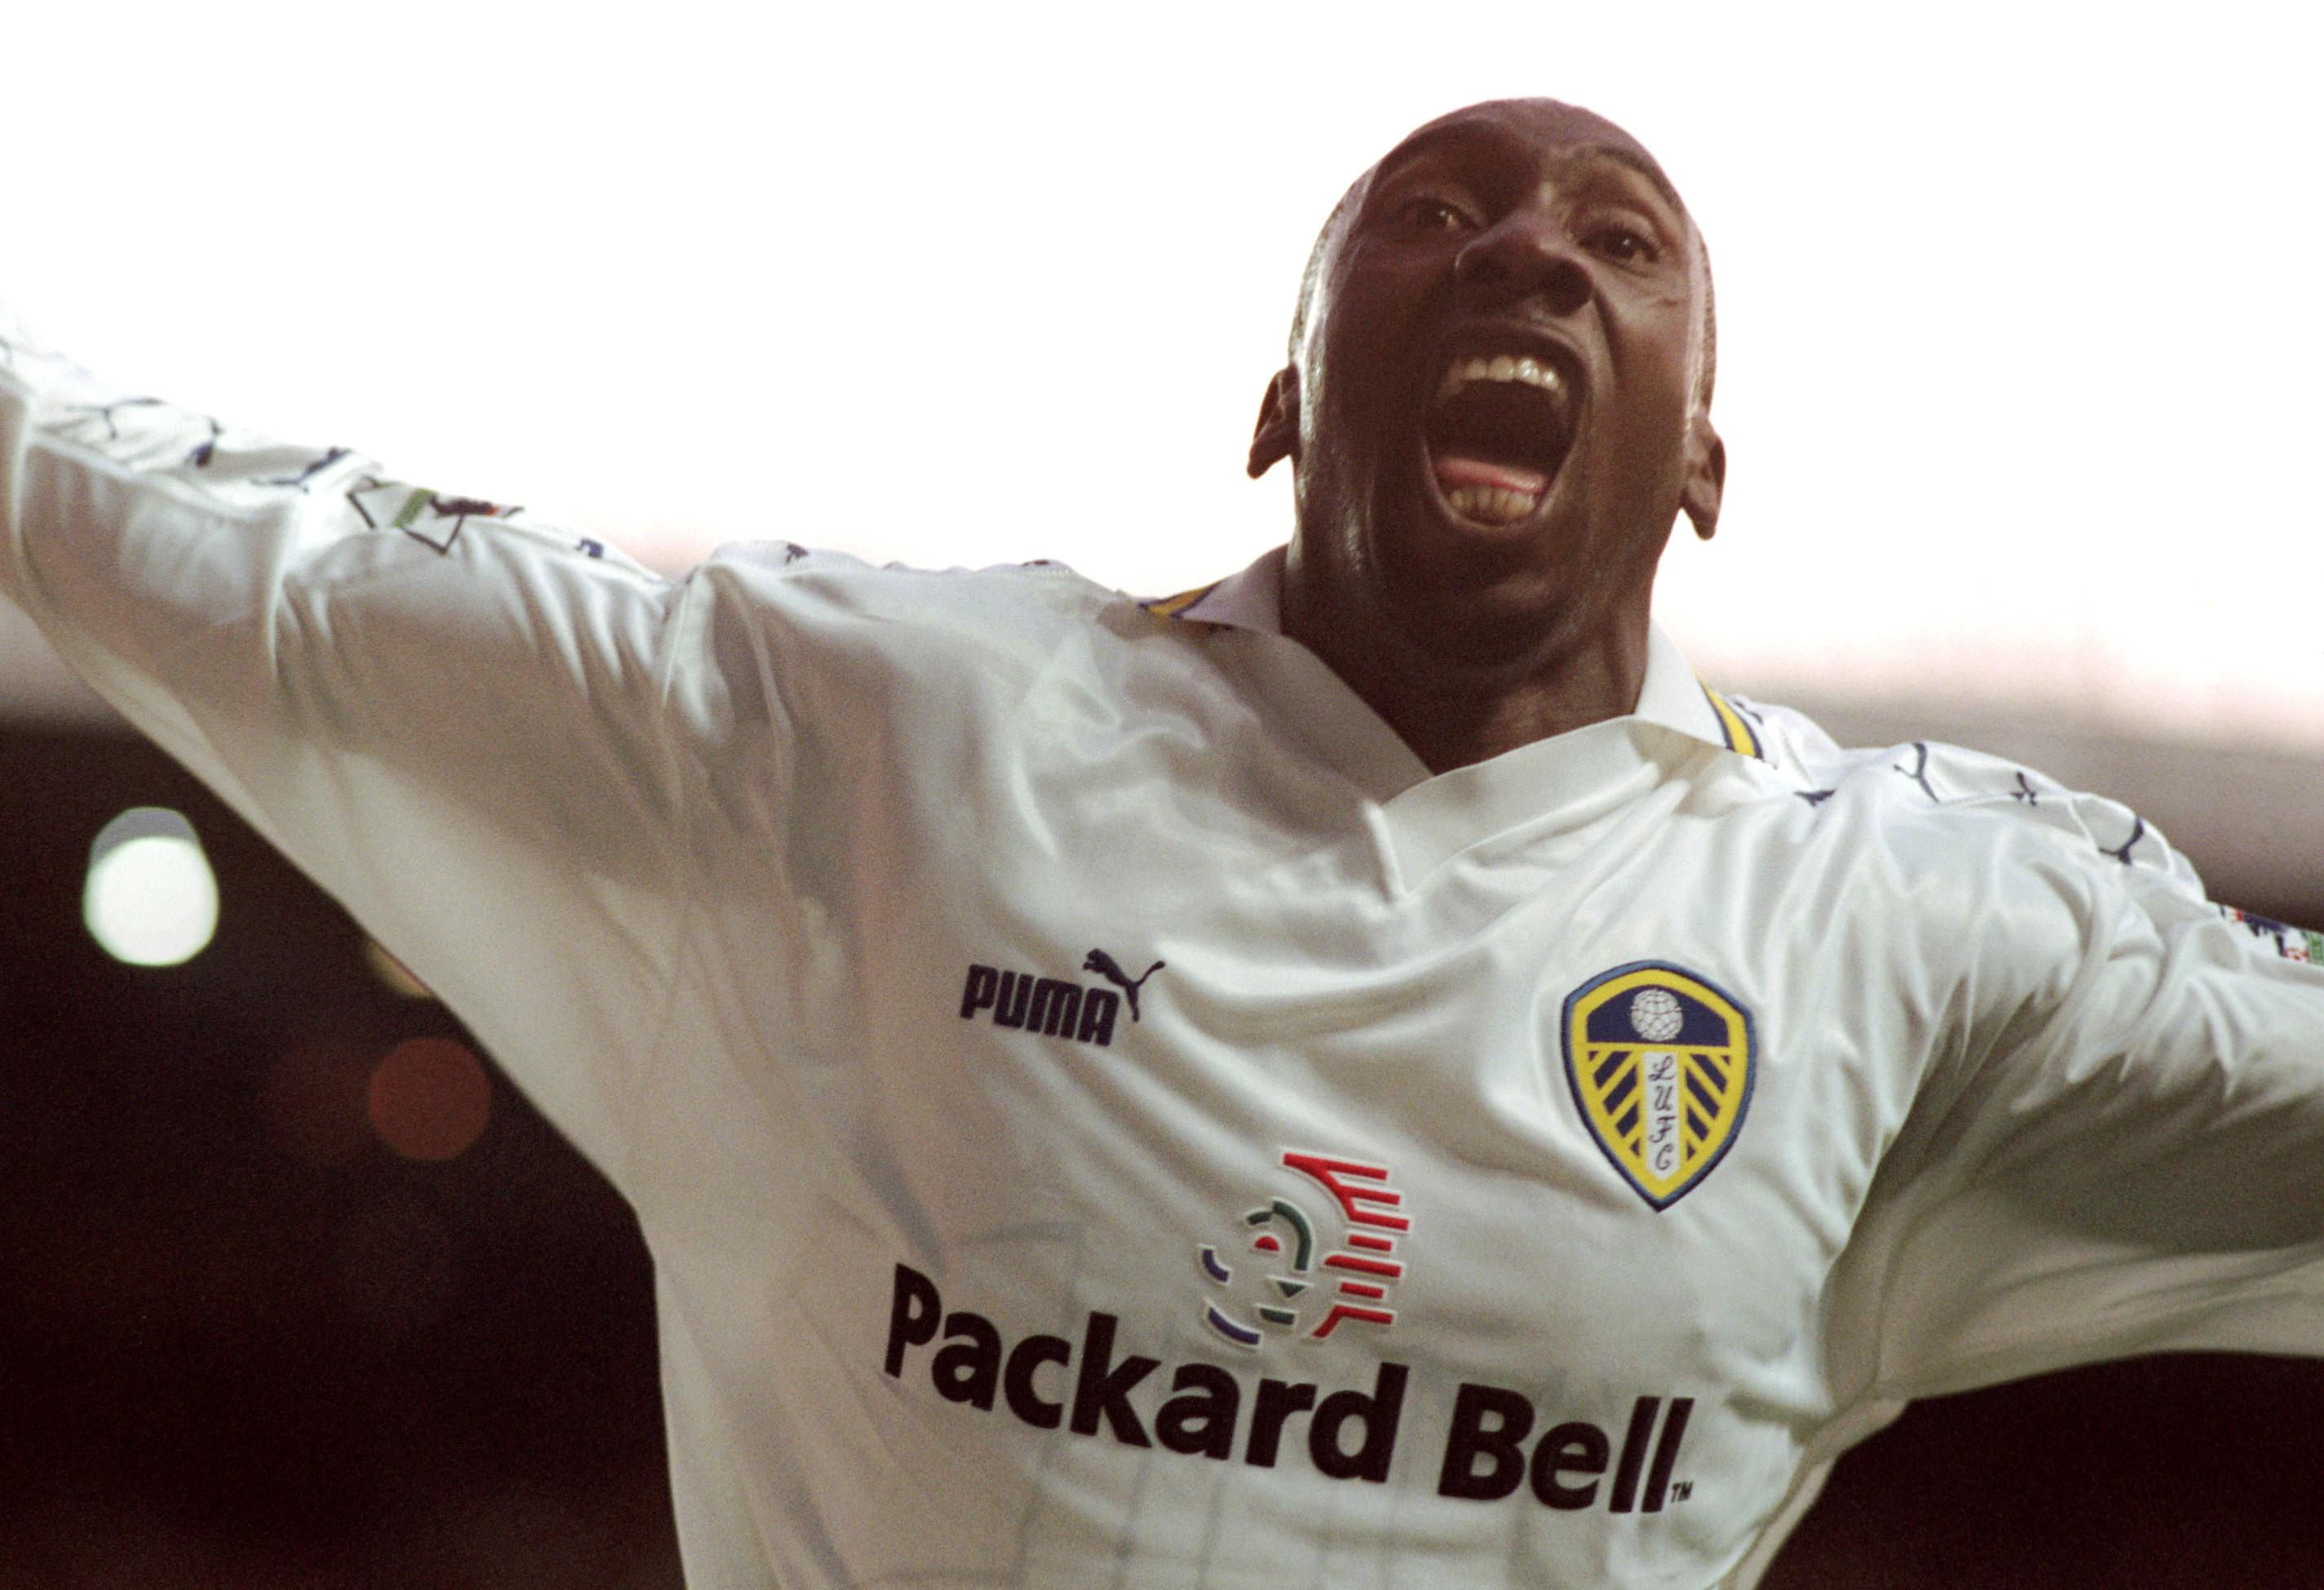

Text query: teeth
(1434, 351), (1566, 405)
(1444, 484), (1542, 524)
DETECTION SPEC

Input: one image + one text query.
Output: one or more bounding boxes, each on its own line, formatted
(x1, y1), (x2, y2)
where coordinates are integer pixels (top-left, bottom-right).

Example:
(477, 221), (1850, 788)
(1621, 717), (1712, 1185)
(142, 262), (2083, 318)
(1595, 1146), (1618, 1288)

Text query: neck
(1279, 541), (1654, 775)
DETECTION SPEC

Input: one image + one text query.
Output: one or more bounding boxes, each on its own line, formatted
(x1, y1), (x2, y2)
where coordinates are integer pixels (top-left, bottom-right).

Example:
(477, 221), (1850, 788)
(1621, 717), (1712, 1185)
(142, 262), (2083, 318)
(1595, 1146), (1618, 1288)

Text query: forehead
(1369, 99), (1686, 218)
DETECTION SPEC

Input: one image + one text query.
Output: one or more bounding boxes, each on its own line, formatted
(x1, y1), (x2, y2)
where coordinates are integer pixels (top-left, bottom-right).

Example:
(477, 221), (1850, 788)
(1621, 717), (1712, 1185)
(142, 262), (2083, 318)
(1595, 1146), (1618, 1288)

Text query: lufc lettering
(884, 1265), (1694, 1511)
(1645, 1053), (1680, 1178)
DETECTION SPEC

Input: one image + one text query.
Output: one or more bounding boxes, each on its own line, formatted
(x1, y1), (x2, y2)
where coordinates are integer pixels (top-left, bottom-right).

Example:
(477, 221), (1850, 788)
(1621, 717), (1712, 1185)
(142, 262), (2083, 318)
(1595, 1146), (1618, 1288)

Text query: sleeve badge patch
(2217, 905), (2324, 963)
(1562, 963), (1756, 1212)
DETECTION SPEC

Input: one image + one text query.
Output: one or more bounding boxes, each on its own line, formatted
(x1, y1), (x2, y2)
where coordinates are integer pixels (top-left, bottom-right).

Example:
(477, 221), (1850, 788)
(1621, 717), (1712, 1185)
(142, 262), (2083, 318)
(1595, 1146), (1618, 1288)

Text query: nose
(1453, 210), (1593, 317)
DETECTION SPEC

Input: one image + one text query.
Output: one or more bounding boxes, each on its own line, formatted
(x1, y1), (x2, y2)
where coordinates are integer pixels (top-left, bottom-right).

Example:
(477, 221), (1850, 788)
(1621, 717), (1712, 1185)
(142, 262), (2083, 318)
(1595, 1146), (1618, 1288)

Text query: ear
(1680, 414), (1725, 541)
(1246, 364), (1300, 479)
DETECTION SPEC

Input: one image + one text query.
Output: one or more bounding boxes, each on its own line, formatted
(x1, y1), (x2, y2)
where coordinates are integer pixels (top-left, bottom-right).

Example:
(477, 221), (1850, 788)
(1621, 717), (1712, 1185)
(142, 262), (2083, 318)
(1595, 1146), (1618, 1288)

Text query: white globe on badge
(1630, 987), (1684, 1042)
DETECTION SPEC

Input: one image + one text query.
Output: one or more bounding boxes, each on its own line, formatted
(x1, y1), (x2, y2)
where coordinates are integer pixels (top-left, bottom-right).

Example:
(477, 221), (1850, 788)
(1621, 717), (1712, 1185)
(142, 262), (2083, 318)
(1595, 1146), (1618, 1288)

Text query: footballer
(7, 99), (2323, 1588)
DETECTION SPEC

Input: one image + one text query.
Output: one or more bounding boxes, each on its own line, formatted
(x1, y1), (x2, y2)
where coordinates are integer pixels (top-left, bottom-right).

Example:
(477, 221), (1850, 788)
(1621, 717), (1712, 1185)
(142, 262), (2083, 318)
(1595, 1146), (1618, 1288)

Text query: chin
(1361, 488), (1667, 673)
(1361, 520), (1583, 667)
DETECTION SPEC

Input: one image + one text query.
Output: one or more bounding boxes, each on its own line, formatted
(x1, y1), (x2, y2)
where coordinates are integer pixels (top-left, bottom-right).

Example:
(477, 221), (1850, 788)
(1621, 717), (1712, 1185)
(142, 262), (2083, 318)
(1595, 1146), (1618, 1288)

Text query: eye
(1394, 196), (1473, 235)
(1581, 224), (1659, 264)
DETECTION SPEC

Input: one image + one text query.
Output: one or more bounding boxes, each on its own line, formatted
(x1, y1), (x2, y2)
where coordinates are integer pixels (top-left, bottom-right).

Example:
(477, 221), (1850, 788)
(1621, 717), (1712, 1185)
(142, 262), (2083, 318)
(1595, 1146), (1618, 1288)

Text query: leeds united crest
(1562, 962), (1756, 1211)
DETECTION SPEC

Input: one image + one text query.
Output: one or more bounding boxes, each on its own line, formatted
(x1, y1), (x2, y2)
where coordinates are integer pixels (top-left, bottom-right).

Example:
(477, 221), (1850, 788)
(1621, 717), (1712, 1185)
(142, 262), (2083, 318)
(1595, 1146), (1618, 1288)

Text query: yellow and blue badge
(1562, 962), (1756, 1211)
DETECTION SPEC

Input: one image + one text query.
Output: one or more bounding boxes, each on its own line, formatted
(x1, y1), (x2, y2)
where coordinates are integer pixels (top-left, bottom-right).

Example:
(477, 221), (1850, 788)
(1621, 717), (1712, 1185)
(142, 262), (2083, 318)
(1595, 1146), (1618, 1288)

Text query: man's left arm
(1853, 846), (2324, 1402)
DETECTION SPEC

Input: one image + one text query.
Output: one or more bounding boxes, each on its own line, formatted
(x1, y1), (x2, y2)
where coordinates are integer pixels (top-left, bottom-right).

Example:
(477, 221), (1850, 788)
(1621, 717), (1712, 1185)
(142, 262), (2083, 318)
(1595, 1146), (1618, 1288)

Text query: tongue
(1432, 453), (1549, 497)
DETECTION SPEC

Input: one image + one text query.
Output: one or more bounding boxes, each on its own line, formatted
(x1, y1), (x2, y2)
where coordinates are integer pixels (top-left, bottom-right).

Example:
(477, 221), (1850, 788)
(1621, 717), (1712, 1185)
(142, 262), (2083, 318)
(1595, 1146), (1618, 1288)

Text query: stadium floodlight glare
(82, 806), (220, 967)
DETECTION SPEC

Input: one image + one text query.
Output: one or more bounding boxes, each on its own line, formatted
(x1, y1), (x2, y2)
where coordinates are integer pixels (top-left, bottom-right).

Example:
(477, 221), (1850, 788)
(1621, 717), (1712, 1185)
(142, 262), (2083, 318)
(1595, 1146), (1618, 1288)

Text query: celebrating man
(7, 99), (2323, 1589)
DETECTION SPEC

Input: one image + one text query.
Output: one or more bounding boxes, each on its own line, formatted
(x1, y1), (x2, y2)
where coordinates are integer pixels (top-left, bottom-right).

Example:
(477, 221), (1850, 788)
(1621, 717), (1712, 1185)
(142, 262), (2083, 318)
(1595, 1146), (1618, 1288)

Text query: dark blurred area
(0, 726), (678, 1588)
(5, 722), (2324, 1588)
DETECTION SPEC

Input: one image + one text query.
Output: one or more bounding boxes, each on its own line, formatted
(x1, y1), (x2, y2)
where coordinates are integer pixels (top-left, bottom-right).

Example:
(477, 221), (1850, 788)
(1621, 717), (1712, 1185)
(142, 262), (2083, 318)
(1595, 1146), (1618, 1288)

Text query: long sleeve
(0, 314), (711, 1181)
(1855, 829), (2324, 1401)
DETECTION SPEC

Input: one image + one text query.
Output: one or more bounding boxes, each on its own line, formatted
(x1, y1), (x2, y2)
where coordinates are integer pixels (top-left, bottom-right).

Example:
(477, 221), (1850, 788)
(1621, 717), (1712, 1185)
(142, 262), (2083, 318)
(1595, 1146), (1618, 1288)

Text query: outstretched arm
(1848, 841), (2324, 1403)
(0, 312), (712, 1176)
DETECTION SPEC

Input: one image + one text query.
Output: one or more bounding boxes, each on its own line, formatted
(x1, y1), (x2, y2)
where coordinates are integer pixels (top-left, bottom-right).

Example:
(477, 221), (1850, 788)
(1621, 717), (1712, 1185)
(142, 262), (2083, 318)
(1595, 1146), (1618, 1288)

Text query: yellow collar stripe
(1700, 686), (1766, 762)
(1142, 581), (1222, 620)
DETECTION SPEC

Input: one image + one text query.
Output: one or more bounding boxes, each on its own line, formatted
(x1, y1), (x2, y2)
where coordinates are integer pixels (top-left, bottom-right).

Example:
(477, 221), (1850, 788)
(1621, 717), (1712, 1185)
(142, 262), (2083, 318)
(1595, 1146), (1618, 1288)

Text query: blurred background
(5, 0), (2322, 1583)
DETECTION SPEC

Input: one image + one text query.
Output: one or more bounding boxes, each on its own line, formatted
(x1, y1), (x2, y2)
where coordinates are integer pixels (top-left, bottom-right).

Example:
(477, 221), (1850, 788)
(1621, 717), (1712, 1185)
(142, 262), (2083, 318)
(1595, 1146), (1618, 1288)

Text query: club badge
(1562, 962), (1755, 1211)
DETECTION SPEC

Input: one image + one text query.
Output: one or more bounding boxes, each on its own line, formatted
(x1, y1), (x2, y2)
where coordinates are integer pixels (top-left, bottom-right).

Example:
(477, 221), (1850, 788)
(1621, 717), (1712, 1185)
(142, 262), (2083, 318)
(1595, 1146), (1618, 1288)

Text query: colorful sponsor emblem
(344, 475), (519, 553)
(1198, 1151), (1409, 1348)
(2219, 904), (2324, 963)
(1562, 963), (1755, 1211)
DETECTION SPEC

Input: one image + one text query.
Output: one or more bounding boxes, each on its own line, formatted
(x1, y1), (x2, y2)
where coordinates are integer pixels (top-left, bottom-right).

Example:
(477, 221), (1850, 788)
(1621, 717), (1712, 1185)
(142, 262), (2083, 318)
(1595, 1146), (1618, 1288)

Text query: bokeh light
(82, 806), (219, 967)
(365, 1037), (493, 1162)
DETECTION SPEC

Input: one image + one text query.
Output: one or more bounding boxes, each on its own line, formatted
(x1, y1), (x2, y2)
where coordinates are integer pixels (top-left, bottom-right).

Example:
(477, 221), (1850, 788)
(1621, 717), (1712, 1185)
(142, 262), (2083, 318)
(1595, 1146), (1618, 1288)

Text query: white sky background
(7, 2), (2320, 744)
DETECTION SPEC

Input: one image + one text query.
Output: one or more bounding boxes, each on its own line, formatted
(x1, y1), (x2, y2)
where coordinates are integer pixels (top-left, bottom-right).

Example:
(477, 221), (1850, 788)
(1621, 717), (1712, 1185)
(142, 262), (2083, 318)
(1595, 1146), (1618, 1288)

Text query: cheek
(1309, 334), (1415, 439)
(1602, 303), (1698, 426)
(1318, 260), (1446, 389)
(1594, 312), (1698, 498)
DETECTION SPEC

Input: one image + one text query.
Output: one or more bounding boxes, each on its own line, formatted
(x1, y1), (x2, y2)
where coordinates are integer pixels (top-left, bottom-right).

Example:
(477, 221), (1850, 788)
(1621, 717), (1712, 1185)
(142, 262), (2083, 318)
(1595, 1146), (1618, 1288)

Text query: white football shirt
(7, 319), (2324, 1589)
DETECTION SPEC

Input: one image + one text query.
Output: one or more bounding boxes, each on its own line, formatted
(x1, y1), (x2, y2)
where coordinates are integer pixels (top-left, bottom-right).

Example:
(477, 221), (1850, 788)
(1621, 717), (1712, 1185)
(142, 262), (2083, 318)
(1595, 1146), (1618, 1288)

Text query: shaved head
(1255, 95), (1731, 773)
(1285, 99), (1716, 413)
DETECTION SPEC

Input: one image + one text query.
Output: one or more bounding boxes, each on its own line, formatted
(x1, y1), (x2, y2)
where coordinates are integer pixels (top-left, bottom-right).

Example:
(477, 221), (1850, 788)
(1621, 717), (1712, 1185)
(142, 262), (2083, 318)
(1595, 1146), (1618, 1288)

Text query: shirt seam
(618, 572), (711, 1201)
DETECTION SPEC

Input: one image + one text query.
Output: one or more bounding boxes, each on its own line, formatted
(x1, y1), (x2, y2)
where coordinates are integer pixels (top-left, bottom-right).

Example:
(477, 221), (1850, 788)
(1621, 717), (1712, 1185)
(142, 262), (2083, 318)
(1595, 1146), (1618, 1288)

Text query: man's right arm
(0, 313), (717, 1175)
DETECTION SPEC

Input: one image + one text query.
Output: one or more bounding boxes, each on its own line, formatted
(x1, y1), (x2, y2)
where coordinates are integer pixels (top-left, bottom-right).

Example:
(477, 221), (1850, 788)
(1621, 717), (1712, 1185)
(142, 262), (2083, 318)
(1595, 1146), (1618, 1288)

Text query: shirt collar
(1169, 544), (1757, 760)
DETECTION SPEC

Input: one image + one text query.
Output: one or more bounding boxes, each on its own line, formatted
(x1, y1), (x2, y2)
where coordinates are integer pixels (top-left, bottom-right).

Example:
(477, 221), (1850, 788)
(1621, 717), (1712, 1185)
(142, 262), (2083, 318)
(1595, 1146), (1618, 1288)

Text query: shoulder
(1699, 699), (2253, 1080)
(1732, 691), (2202, 892)
(690, 542), (1111, 624)
(668, 544), (1237, 735)
(1704, 697), (2216, 1014)
(677, 543), (1159, 673)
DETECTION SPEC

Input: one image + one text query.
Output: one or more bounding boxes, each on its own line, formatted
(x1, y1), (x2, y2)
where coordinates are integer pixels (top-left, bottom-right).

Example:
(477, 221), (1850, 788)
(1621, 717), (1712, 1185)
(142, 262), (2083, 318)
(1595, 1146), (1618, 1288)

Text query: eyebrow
(1566, 141), (1688, 219)
(1374, 127), (1688, 222)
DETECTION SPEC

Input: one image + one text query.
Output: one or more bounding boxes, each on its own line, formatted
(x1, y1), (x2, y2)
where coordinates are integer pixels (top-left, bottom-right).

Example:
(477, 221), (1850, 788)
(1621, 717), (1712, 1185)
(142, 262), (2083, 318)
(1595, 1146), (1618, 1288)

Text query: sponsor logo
(258, 444), (353, 492)
(1083, 950), (1166, 1020)
(958, 949), (1163, 1048)
(2219, 905), (2324, 964)
(881, 1262), (1691, 1508)
(2100, 813), (2147, 866)
(1437, 1383), (1694, 1513)
(345, 475), (521, 554)
(1562, 962), (1755, 1211)
(1199, 1151), (1408, 1348)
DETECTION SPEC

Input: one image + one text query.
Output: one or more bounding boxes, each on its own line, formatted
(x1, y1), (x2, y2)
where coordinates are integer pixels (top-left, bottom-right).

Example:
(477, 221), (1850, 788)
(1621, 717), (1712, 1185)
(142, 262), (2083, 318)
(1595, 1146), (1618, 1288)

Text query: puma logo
(2100, 814), (2145, 866)
(1082, 950), (1165, 1022)
(957, 950), (1166, 1049)
(1893, 741), (1939, 803)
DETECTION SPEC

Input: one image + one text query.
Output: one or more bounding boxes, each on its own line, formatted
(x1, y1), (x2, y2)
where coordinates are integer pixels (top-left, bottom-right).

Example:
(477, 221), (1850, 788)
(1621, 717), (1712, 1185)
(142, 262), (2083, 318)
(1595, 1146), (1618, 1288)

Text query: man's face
(1266, 99), (1719, 657)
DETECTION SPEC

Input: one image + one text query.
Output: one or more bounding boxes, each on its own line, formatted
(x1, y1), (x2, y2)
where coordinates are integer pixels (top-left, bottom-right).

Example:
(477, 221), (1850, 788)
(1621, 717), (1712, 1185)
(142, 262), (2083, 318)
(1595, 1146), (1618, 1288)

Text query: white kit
(7, 320), (2324, 1589)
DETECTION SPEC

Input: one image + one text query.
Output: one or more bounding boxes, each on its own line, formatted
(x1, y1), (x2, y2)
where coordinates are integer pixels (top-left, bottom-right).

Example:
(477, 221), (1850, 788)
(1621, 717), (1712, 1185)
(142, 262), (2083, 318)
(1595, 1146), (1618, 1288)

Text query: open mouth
(1424, 348), (1579, 527)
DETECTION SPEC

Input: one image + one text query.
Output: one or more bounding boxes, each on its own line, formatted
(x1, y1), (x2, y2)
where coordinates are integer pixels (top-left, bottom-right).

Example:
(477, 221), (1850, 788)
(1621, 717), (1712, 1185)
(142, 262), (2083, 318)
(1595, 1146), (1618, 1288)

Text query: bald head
(1253, 95), (1730, 771)
(1285, 99), (1716, 413)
